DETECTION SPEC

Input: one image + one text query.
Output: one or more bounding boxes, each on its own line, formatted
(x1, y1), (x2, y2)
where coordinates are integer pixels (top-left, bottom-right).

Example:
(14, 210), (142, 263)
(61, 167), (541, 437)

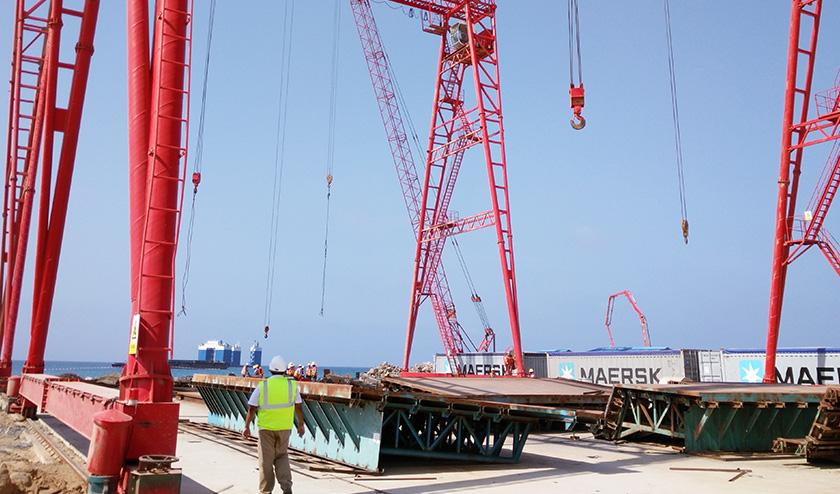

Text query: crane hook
(569, 84), (585, 130)
(681, 218), (689, 244)
(570, 114), (586, 130)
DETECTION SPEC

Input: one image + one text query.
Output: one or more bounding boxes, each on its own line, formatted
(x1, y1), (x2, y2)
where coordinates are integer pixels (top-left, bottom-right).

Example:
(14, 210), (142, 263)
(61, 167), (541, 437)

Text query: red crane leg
(0, 0), (33, 361)
(463, 5), (524, 373)
(120, 0), (192, 404)
(0, 0), (62, 378)
(765, 0), (822, 382)
(30, 0), (63, 318)
(127, 0), (152, 311)
(25, 0), (100, 374)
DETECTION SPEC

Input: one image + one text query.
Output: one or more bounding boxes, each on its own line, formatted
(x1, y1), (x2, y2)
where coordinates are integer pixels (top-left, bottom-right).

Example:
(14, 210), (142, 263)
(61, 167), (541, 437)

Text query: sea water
(9, 360), (369, 380)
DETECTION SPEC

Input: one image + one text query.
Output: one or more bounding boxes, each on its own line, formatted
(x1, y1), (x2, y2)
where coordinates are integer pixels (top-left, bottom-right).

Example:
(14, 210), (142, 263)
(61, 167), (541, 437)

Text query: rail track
(27, 421), (88, 482)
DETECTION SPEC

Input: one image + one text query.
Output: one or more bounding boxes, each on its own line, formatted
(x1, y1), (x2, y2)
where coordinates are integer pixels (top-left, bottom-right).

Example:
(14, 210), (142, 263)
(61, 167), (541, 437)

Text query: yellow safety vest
(256, 377), (297, 431)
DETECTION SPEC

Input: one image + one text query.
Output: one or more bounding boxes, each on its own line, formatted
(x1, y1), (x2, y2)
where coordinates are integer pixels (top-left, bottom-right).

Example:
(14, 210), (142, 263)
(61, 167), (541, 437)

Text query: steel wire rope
(319, 0), (342, 317)
(567, 0), (583, 86)
(263, 0), (296, 335)
(451, 237), (491, 331)
(664, 0), (690, 244)
(179, 0), (216, 317)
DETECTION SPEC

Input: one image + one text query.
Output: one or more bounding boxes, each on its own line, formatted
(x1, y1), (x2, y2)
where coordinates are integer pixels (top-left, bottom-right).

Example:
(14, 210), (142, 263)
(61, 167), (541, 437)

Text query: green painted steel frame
(604, 386), (822, 452)
(192, 378), (569, 470)
(379, 407), (532, 462)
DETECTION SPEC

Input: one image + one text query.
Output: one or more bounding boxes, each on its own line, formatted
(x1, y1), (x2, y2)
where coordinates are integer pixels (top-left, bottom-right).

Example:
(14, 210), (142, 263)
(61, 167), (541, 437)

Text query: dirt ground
(0, 410), (85, 494)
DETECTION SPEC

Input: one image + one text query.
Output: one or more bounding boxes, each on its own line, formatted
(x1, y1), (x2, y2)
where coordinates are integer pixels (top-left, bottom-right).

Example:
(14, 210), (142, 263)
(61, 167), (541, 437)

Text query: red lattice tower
(382, 0), (525, 373)
(765, 0), (840, 381)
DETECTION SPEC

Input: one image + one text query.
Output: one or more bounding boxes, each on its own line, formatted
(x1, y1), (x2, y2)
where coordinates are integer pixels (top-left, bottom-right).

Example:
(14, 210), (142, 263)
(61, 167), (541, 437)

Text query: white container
(720, 347), (840, 384)
(434, 353), (548, 377)
(547, 349), (689, 384)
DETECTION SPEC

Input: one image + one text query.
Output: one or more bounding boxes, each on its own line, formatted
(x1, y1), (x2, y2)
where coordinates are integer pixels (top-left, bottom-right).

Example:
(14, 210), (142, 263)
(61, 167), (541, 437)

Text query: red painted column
(764, 1), (806, 383)
(24, 0), (100, 374)
(127, 0), (151, 311)
(120, 0), (187, 404)
(31, 0), (64, 336)
(0, 1), (63, 377)
(0, 0), (26, 363)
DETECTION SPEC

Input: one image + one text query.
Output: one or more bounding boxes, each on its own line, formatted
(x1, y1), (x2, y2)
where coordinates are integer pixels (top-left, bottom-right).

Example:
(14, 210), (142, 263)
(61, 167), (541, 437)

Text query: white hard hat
(269, 356), (287, 373)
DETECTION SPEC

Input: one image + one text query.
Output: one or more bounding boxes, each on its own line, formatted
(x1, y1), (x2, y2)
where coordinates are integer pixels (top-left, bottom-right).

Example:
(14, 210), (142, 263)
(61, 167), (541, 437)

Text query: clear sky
(2, 1), (839, 366)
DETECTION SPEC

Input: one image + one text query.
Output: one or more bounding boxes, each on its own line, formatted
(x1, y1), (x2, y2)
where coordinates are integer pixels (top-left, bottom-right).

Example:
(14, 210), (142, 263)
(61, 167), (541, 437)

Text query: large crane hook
(569, 83), (585, 130)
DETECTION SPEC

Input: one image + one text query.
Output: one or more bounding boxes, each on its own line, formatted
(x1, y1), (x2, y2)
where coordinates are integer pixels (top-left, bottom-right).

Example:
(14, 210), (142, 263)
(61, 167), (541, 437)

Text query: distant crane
(604, 290), (651, 348)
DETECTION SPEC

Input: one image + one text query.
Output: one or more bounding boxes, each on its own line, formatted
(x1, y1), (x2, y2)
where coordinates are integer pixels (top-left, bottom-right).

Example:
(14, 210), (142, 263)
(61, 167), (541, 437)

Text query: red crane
(0, 0), (194, 482)
(349, 0), (495, 373)
(765, 0), (840, 382)
(0, 0), (100, 380)
(604, 290), (651, 348)
(356, 0), (524, 373)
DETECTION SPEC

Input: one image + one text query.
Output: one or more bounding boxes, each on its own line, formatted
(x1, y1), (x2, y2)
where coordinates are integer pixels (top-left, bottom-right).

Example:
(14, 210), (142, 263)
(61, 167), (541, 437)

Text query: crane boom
(350, 0), (473, 373)
(604, 290), (651, 348)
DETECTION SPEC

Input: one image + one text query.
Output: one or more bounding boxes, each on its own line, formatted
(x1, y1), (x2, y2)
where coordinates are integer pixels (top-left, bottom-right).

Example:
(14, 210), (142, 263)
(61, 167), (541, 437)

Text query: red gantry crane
(349, 0), (495, 374)
(1, 0), (193, 489)
(765, 0), (840, 382)
(352, 0), (524, 374)
(604, 290), (651, 348)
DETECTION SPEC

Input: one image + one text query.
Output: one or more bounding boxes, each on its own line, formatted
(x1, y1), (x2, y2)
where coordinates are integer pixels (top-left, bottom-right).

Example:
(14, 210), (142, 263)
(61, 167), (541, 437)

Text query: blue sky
(2, 1), (839, 366)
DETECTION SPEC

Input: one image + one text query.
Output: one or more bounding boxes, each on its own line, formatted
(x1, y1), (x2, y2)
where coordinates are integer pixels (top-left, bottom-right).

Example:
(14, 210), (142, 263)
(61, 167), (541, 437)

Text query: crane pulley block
(569, 83), (585, 129)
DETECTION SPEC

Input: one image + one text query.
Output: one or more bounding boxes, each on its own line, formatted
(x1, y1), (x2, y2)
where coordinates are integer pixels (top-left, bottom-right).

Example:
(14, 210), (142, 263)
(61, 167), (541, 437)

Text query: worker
(528, 368), (535, 378)
(254, 364), (265, 378)
(308, 361), (318, 381)
(503, 351), (515, 376)
(241, 365), (251, 378)
(286, 361), (295, 378)
(294, 365), (304, 381)
(243, 356), (305, 494)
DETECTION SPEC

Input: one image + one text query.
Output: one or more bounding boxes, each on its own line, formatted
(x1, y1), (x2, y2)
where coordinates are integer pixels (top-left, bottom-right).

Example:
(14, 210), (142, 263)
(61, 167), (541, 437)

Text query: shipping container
(547, 348), (689, 385)
(720, 347), (840, 384)
(434, 353), (549, 377)
(433, 347), (839, 384)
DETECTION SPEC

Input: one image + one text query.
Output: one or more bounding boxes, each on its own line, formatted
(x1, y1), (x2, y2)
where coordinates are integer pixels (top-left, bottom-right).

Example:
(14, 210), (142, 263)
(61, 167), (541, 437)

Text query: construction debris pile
(0, 412), (84, 494)
(358, 362), (433, 386)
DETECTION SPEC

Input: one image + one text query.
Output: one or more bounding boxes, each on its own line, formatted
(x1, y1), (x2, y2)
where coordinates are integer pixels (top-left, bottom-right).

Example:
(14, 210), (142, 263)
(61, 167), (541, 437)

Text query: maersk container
(546, 348), (690, 385)
(720, 347), (840, 384)
(434, 353), (548, 377)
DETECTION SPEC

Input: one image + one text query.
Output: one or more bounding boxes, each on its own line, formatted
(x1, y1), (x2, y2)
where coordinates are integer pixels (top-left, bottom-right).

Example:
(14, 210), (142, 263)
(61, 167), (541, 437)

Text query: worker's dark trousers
(258, 428), (292, 494)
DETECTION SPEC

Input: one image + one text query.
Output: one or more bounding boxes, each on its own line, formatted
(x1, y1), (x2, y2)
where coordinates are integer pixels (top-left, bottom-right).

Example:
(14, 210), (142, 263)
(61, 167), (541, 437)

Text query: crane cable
(179, 0), (216, 316)
(664, 0), (690, 244)
(263, 0), (296, 338)
(319, 0), (342, 317)
(567, 0), (585, 129)
(451, 237), (492, 340)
